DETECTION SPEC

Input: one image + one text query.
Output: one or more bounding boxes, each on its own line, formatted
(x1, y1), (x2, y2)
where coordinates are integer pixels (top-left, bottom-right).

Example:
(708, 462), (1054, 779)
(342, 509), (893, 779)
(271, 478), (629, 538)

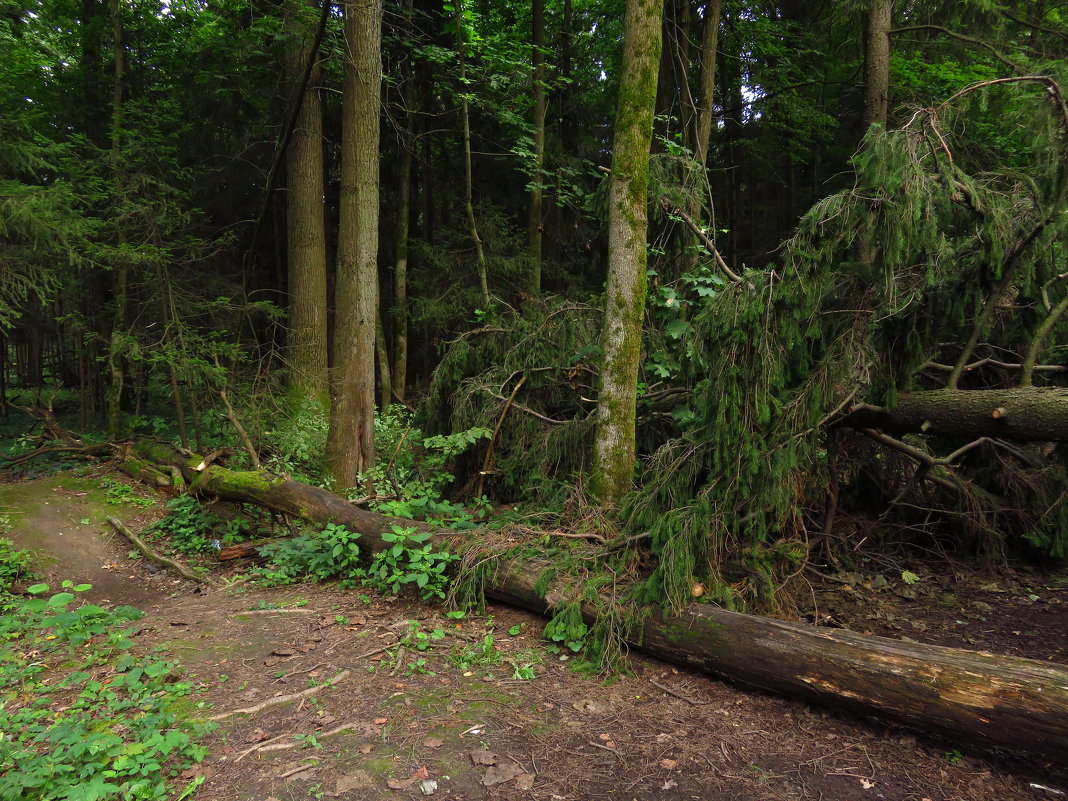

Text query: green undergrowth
(147, 494), (257, 556)
(252, 521), (458, 601)
(449, 529), (649, 675)
(0, 544), (212, 801)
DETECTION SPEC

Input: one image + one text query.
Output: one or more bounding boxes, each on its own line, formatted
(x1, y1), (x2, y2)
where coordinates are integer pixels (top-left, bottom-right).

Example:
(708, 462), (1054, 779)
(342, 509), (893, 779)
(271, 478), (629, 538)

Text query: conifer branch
(888, 25), (1023, 71)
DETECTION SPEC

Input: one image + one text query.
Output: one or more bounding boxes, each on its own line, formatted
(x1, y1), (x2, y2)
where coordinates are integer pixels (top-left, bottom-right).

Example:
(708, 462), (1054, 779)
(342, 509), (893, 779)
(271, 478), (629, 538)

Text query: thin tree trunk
(391, 0), (415, 403)
(0, 332), (7, 418)
(105, 0), (126, 442)
(693, 0), (722, 169)
(591, 0), (663, 508)
(375, 306), (392, 410)
(457, 0), (490, 309)
(527, 0), (547, 295)
(327, 0), (383, 488)
(284, 0), (330, 411)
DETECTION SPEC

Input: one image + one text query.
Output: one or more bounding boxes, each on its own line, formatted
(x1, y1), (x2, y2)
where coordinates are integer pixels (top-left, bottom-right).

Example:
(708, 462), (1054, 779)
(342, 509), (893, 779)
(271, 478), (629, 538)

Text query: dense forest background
(1, 0), (1066, 612)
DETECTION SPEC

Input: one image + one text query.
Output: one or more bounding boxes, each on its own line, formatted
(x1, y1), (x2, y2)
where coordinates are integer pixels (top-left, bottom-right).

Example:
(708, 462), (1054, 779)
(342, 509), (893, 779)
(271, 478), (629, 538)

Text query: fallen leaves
(386, 765), (430, 790)
(467, 749), (531, 788)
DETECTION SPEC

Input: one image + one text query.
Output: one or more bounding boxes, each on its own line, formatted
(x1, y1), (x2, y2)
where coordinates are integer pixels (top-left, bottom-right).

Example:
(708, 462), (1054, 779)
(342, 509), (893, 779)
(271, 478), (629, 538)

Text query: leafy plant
(543, 603), (588, 653)
(362, 526), (457, 600)
(356, 405), (491, 527)
(0, 582), (211, 800)
(254, 523), (363, 586)
(99, 477), (154, 508)
(399, 619), (447, 652)
(452, 633), (503, 672)
(148, 494), (222, 554)
(0, 537), (33, 591)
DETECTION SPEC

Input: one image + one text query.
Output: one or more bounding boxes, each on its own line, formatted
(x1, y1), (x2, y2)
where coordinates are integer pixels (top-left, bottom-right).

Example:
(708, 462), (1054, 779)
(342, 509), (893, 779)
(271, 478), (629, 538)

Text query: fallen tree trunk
(843, 387), (1068, 441)
(124, 440), (1068, 763)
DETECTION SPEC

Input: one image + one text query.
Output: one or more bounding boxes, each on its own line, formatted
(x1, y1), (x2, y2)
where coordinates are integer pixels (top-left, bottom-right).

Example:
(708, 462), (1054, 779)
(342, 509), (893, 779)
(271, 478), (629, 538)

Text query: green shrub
(255, 523), (363, 586)
(148, 494), (222, 554)
(0, 537), (33, 591)
(362, 525), (457, 600)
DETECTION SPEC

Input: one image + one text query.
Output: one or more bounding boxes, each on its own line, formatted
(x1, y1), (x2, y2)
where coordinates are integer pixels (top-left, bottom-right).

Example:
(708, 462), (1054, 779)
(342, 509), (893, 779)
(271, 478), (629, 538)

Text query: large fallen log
(843, 387), (1068, 441)
(126, 440), (1068, 763)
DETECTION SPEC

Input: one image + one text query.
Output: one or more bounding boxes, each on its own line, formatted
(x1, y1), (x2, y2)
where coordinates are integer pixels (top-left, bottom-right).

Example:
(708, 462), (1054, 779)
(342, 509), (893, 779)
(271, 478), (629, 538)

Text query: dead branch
(106, 516), (216, 585)
(478, 374), (526, 496)
(209, 669), (351, 721)
(661, 200), (749, 286)
(237, 722), (365, 761)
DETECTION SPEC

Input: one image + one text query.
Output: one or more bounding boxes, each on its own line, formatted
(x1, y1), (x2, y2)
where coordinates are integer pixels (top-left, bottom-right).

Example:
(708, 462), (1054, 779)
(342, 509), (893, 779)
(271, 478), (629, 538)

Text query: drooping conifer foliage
(1, 0), (1066, 615)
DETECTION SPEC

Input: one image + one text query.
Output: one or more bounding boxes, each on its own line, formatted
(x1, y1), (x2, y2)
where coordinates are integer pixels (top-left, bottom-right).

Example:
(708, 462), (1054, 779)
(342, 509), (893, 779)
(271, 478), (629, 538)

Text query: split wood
(210, 669), (351, 721)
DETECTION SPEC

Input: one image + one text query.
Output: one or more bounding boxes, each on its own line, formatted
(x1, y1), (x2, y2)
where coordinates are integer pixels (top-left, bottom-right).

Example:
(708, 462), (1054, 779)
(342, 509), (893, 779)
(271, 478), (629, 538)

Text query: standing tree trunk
(284, 0), (330, 411)
(327, 0), (383, 488)
(590, 0), (663, 508)
(391, 0), (416, 404)
(862, 0), (892, 132)
(456, 0), (490, 309)
(527, 0), (547, 296)
(105, 0), (127, 442)
(693, 0), (721, 170)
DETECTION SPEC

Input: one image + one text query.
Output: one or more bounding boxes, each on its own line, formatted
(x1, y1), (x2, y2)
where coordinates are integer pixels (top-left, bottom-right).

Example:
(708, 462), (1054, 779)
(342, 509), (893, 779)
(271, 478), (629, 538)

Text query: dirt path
(2, 473), (1066, 801)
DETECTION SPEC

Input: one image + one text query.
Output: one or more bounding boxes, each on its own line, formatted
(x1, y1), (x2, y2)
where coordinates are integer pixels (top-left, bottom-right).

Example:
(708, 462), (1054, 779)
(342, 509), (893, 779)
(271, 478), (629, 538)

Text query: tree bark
(693, 0), (722, 170)
(844, 387), (1068, 441)
(327, 0), (383, 487)
(862, 0), (893, 131)
(591, 0), (663, 508)
(527, 0), (546, 295)
(123, 438), (1068, 764)
(391, 0), (415, 404)
(284, 0), (330, 411)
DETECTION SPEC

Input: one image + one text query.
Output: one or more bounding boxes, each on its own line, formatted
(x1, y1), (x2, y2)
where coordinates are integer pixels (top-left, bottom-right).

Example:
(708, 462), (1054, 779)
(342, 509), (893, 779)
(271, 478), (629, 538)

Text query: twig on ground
(278, 760), (319, 779)
(649, 678), (705, 705)
(238, 722), (365, 761)
(210, 669), (351, 720)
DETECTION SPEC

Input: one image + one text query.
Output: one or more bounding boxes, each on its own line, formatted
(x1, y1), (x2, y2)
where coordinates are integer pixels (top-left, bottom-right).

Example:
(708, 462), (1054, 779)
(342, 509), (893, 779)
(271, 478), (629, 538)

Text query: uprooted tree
(429, 74), (1068, 611)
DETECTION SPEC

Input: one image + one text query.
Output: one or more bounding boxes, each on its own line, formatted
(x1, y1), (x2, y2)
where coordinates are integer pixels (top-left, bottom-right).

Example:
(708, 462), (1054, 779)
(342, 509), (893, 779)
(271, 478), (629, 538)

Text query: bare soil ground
(2, 471), (1066, 801)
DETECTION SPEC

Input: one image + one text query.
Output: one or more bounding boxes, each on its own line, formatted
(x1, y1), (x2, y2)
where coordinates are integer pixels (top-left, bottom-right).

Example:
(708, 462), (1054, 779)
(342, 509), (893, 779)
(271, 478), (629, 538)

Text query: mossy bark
(591, 0), (663, 508)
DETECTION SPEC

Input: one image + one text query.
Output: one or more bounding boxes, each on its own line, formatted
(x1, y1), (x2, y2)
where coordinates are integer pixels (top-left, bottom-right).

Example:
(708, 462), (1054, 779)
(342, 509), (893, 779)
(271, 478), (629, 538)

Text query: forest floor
(2, 468), (1067, 801)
